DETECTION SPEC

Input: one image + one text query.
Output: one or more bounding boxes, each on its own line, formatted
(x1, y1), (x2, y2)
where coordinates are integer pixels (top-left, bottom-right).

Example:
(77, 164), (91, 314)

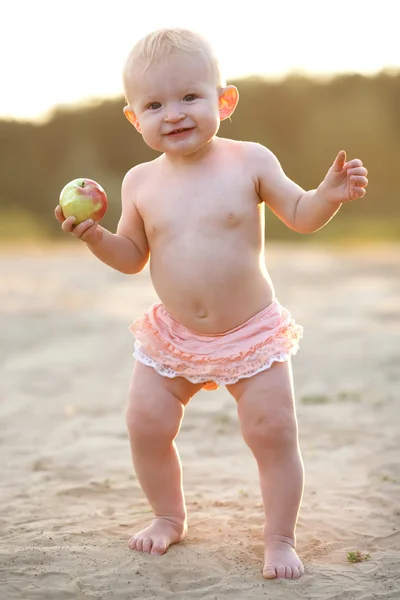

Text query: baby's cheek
(141, 128), (163, 152)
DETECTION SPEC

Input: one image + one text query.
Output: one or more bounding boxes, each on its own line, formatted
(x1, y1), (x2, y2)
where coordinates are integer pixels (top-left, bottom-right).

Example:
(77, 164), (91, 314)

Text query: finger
(345, 158), (363, 169)
(350, 175), (368, 187)
(347, 166), (368, 177)
(79, 222), (99, 241)
(54, 205), (66, 222)
(71, 219), (95, 238)
(351, 186), (366, 200)
(331, 150), (346, 172)
(61, 216), (77, 233)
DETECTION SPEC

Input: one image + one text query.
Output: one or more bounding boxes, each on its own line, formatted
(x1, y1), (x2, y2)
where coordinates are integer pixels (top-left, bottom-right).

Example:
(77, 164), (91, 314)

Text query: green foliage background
(1, 71), (398, 242)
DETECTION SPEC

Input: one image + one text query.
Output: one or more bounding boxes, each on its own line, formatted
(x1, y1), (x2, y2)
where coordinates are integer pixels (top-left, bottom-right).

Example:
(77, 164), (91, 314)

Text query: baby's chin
(158, 136), (217, 159)
(142, 127), (217, 157)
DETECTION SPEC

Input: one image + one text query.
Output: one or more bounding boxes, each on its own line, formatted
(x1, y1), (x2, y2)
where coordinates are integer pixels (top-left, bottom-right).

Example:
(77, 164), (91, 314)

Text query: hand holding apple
(55, 178), (108, 242)
(59, 178), (107, 223)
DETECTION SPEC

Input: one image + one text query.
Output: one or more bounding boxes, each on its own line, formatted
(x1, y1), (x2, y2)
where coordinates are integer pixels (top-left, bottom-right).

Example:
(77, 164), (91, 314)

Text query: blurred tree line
(0, 70), (398, 242)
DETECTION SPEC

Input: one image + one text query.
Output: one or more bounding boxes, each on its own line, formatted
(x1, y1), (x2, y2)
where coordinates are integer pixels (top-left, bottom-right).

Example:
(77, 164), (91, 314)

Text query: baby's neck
(164, 137), (218, 166)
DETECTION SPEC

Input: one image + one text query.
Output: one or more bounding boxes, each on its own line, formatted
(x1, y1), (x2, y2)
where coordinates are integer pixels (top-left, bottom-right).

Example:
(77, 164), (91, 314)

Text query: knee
(241, 409), (298, 453)
(125, 394), (182, 448)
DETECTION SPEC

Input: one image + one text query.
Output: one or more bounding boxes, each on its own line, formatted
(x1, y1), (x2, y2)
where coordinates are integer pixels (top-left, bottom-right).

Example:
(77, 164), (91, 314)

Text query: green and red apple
(59, 178), (108, 224)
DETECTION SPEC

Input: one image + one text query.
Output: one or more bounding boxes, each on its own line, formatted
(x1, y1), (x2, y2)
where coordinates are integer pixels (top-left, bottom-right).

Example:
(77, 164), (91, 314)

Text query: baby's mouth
(167, 127), (194, 135)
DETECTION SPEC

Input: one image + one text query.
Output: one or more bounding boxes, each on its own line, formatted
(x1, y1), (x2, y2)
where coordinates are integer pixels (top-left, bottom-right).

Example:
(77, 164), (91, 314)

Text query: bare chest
(137, 171), (262, 241)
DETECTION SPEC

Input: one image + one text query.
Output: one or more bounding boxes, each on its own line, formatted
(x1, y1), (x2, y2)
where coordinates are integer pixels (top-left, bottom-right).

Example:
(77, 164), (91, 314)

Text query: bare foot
(263, 536), (305, 579)
(128, 517), (187, 555)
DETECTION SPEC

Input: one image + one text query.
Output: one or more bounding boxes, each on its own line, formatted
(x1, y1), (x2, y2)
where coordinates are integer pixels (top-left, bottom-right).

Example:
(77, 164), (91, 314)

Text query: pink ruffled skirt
(129, 299), (303, 390)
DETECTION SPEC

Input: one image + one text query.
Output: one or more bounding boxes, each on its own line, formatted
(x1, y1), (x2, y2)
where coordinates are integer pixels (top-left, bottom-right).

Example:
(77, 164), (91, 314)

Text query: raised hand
(320, 150), (368, 206)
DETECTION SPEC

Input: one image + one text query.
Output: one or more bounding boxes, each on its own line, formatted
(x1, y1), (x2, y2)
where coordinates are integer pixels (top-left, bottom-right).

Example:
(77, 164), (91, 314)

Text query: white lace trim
(133, 342), (298, 386)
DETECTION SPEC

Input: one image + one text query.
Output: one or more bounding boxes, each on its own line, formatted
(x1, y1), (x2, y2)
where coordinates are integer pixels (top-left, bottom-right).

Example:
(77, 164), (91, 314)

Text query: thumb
(54, 205), (66, 222)
(331, 150), (346, 172)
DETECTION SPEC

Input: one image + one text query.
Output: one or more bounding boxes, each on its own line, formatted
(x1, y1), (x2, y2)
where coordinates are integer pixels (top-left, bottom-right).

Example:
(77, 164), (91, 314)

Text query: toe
(276, 565), (286, 579)
(292, 566), (301, 579)
(135, 538), (144, 552)
(128, 536), (136, 549)
(151, 539), (168, 555)
(142, 538), (152, 553)
(262, 564), (277, 579)
(285, 566), (293, 579)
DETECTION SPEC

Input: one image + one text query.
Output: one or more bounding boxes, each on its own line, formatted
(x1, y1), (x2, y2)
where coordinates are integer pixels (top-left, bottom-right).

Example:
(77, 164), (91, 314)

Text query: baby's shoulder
(123, 157), (161, 186)
(217, 137), (274, 162)
(121, 160), (162, 208)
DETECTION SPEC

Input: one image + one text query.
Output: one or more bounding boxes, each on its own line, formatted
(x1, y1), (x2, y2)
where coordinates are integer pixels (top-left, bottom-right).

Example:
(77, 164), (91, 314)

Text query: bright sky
(3, 0), (399, 121)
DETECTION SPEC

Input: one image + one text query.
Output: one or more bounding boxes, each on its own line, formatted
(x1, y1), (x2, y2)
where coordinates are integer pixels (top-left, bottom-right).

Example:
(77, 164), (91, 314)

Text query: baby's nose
(164, 111), (185, 123)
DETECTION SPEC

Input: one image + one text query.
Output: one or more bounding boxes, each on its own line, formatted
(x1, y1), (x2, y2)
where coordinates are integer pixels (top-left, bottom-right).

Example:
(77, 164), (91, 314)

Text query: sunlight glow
(3, 0), (399, 121)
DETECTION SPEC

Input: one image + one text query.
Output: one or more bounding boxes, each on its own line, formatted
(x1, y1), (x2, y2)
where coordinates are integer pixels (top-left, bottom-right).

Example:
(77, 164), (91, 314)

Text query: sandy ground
(1, 242), (399, 600)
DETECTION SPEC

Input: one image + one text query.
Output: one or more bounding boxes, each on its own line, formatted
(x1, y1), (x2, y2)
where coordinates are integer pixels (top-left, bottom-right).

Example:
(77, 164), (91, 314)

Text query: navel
(195, 306), (208, 319)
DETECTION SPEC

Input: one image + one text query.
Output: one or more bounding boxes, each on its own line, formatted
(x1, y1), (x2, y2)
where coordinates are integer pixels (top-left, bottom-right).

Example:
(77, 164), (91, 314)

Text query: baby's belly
(149, 251), (274, 334)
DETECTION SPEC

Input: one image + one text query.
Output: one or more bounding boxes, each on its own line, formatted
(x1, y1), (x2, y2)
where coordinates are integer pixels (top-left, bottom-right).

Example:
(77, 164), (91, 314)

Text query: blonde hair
(123, 28), (225, 101)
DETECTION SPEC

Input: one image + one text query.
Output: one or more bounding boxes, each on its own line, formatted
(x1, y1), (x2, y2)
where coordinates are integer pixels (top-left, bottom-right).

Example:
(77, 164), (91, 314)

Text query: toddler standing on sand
(55, 28), (368, 579)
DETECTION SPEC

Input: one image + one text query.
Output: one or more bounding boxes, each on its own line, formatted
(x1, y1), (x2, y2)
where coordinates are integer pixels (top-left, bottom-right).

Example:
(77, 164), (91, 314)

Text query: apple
(59, 178), (108, 225)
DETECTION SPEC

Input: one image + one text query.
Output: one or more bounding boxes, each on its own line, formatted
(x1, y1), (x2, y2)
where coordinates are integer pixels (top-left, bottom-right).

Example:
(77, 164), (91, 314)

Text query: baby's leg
(227, 360), (305, 579)
(125, 362), (203, 555)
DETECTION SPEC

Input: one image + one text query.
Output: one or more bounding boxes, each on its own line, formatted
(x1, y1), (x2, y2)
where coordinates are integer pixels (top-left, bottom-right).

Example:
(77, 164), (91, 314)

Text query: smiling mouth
(167, 127), (194, 135)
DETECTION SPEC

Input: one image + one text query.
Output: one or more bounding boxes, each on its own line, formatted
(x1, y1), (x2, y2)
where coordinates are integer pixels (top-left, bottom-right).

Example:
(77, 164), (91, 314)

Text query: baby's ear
(123, 106), (141, 133)
(219, 85), (239, 121)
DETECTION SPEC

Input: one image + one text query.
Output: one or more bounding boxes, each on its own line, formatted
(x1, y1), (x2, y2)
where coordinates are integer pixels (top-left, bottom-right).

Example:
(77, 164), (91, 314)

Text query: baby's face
(126, 51), (222, 157)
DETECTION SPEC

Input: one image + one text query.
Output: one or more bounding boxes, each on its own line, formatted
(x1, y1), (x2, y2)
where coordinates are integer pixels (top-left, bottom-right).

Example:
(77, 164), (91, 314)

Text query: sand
(1, 242), (399, 600)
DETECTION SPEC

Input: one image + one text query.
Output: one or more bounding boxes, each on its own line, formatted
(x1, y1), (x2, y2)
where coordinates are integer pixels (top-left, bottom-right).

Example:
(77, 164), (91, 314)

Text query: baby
(55, 28), (368, 580)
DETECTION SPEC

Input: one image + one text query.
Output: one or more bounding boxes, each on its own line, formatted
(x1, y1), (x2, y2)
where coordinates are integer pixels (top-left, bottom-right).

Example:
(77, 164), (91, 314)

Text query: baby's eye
(183, 94), (197, 102)
(147, 102), (161, 110)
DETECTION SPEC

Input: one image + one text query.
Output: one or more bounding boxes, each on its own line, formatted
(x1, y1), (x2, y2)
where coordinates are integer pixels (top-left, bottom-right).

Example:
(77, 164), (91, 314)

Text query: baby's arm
(251, 144), (367, 234)
(55, 167), (149, 274)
